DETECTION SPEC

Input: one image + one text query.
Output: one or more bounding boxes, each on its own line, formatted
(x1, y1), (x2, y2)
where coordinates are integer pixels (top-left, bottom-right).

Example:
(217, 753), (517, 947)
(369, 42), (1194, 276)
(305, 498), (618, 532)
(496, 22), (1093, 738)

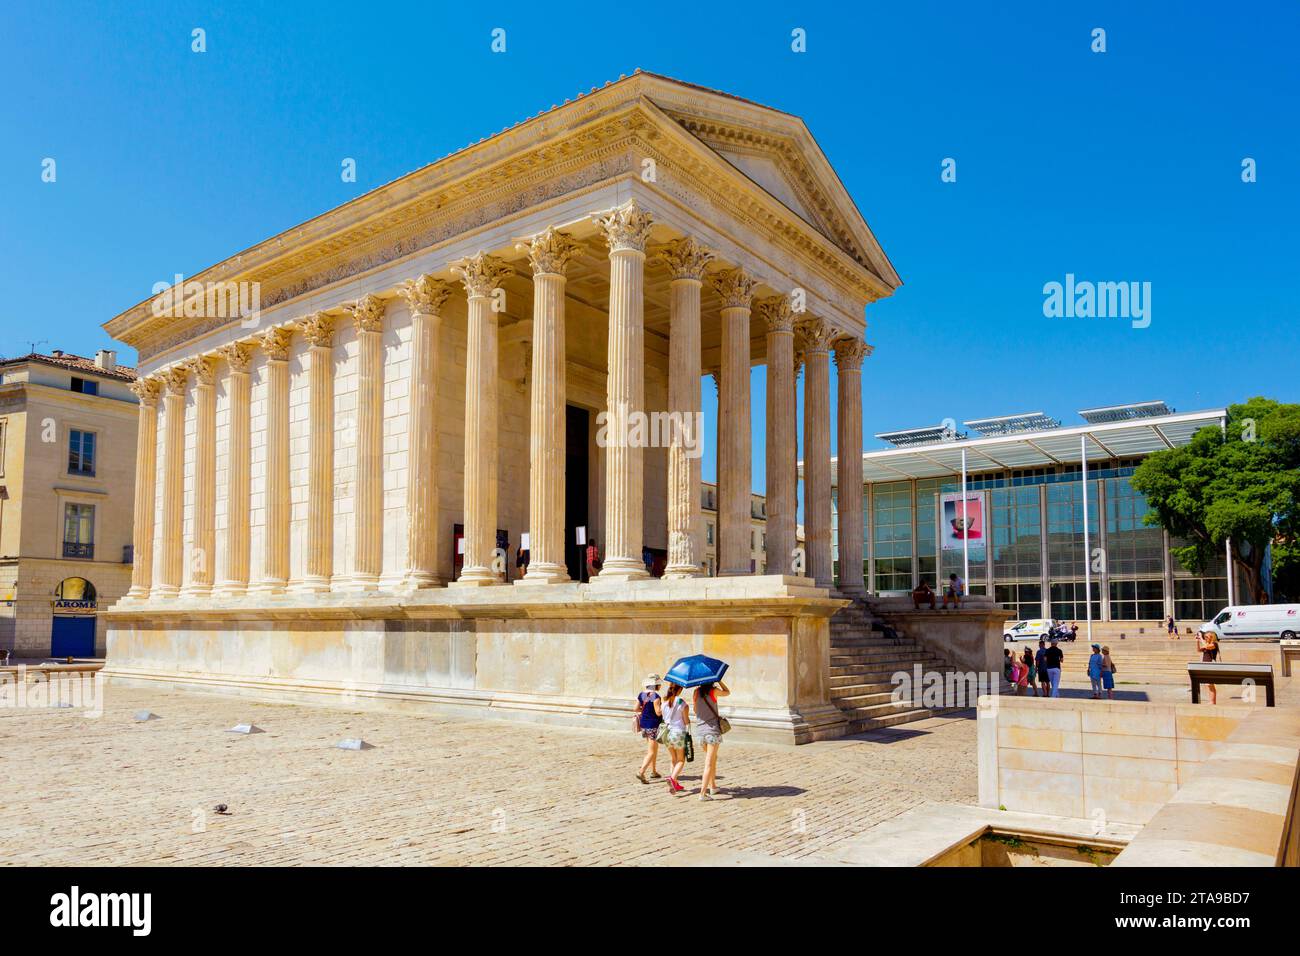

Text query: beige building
(0, 350), (138, 657)
(701, 482), (790, 577)
(102, 72), (899, 743)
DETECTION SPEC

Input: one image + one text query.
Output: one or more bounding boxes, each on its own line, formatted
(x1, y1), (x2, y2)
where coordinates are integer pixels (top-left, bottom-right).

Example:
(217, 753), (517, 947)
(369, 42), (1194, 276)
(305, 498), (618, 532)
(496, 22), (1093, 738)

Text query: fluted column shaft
(351, 295), (386, 589)
(660, 237), (712, 578)
(219, 344), (252, 592)
(802, 325), (833, 589)
(714, 268), (756, 576)
(258, 328), (292, 592)
(520, 229), (580, 584)
(127, 378), (161, 598)
(594, 201), (653, 581)
(185, 359), (217, 593)
(403, 278), (450, 588)
(453, 256), (509, 586)
(761, 299), (797, 576)
(158, 368), (187, 596)
(835, 338), (870, 594)
(302, 314), (335, 591)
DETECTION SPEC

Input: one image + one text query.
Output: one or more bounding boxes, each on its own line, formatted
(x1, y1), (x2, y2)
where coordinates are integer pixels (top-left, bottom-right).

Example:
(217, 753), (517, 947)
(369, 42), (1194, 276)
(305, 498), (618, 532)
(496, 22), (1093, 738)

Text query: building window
(1049, 580), (1101, 622)
(706, 522), (714, 545)
(1174, 577), (1227, 623)
(62, 503), (95, 559)
(1105, 476), (1163, 576)
(71, 377), (99, 396)
(872, 480), (913, 592)
(68, 429), (96, 476)
(996, 582), (1043, 621)
(1108, 579), (1165, 621)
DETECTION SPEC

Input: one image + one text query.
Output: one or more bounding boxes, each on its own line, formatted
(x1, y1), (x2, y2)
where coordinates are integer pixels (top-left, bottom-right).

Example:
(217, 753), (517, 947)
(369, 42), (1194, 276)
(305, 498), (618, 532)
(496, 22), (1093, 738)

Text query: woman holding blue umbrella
(662, 654), (730, 799)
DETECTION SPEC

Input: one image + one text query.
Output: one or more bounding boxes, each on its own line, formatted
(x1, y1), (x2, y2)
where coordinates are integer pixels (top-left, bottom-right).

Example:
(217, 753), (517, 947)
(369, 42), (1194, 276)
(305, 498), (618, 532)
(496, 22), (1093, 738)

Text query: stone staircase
(828, 594), (971, 732)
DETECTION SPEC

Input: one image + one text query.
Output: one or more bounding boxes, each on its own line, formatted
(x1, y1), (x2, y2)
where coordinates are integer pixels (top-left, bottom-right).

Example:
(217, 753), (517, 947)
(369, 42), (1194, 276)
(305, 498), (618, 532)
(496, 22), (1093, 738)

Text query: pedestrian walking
(692, 679), (730, 800)
(1087, 643), (1104, 698)
(658, 682), (690, 793)
(1101, 645), (1117, 700)
(1166, 615), (1177, 638)
(633, 674), (664, 784)
(1044, 639), (1064, 698)
(1022, 646), (1037, 694)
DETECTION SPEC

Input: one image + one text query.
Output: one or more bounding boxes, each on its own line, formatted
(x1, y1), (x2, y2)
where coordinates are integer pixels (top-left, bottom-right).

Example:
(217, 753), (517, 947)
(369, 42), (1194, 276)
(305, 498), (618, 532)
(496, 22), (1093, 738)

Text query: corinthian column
(712, 267), (757, 576)
(451, 254), (511, 586)
(758, 296), (797, 577)
(183, 356), (217, 594)
(799, 318), (835, 589)
(218, 342), (253, 593)
(127, 376), (162, 599)
(157, 365), (188, 597)
(593, 199), (654, 581)
(519, 228), (582, 584)
(300, 312), (335, 592)
(658, 237), (713, 578)
(834, 336), (871, 594)
(401, 276), (451, 588)
(256, 325), (293, 593)
(348, 294), (387, 590)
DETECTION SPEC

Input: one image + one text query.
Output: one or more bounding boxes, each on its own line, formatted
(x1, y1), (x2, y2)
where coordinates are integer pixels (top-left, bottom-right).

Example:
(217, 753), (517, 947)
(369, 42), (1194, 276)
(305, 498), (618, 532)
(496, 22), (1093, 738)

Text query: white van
(1199, 605), (1300, 641)
(1003, 619), (1057, 642)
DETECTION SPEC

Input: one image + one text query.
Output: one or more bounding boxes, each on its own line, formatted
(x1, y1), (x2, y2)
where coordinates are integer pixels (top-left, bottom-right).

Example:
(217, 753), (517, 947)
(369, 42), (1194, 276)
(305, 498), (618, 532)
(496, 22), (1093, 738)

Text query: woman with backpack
(633, 674), (664, 785)
(693, 680), (730, 800)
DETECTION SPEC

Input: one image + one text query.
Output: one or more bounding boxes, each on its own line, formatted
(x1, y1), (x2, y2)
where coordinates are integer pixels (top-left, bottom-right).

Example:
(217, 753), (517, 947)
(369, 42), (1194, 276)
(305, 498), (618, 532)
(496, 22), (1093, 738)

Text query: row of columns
(126, 198), (869, 599)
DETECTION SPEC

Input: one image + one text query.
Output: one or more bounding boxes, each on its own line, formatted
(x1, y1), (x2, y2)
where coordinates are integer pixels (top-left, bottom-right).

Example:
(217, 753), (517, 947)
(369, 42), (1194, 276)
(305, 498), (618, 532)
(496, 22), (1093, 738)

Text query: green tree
(1130, 397), (1300, 603)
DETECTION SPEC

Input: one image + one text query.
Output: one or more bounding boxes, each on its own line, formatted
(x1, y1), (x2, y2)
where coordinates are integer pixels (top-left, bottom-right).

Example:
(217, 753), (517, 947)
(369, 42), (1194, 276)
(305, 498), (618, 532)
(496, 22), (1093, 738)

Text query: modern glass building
(828, 403), (1237, 624)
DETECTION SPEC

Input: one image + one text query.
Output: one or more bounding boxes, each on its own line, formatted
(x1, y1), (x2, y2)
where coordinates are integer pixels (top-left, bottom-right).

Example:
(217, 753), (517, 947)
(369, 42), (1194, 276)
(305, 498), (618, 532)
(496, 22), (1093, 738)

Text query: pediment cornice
(107, 74), (897, 360)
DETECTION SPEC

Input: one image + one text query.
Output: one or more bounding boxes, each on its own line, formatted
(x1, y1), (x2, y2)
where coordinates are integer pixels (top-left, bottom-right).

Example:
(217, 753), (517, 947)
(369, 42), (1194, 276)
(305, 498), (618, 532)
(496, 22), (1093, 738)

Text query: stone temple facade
(103, 72), (900, 743)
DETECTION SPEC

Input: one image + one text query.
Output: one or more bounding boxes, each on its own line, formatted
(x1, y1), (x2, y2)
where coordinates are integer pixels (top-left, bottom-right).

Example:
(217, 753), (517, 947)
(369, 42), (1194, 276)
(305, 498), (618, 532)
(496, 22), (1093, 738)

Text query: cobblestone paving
(0, 685), (978, 866)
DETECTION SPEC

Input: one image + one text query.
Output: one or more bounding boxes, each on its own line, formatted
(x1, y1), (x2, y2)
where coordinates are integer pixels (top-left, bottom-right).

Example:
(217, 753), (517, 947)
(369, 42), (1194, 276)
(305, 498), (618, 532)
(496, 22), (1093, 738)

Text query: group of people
(911, 574), (967, 610)
(633, 674), (730, 800)
(1003, 638), (1117, 698)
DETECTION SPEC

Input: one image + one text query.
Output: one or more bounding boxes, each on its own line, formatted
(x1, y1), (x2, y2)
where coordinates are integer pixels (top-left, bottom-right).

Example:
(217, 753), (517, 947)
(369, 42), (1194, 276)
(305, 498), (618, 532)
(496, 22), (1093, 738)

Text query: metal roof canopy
(1078, 401), (1174, 423)
(875, 424), (965, 447)
(964, 412), (1061, 436)
(842, 408), (1226, 484)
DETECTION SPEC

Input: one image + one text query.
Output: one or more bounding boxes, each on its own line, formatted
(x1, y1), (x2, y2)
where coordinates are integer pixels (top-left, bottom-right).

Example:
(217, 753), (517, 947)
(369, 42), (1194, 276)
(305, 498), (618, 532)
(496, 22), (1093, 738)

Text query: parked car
(1003, 619), (1057, 642)
(1199, 605), (1300, 641)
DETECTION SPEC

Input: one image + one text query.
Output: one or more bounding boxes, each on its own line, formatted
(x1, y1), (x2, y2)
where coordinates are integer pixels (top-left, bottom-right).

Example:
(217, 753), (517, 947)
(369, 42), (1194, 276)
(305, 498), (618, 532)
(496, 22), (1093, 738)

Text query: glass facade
(844, 461), (1234, 623)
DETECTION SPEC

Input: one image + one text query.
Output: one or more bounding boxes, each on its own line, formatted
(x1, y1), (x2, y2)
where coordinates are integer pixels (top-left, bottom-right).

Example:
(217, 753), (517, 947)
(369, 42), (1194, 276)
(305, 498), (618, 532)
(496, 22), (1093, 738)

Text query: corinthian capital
(795, 317), (837, 356)
(347, 294), (386, 334)
(451, 253), (512, 299)
(593, 199), (654, 254)
(185, 355), (218, 386)
(521, 227), (583, 276)
(162, 364), (189, 396)
(259, 325), (294, 361)
(298, 312), (335, 348)
(755, 296), (795, 334)
(401, 275), (452, 316)
(130, 375), (163, 406)
(710, 267), (757, 310)
(832, 336), (873, 371)
(220, 340), (254, 373)
(655, 236), (714, 281)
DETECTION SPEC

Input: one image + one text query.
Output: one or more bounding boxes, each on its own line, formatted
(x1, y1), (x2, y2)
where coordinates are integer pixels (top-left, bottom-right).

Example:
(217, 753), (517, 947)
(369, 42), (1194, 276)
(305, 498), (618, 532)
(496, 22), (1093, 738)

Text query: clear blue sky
(3, 1), (1297, 497)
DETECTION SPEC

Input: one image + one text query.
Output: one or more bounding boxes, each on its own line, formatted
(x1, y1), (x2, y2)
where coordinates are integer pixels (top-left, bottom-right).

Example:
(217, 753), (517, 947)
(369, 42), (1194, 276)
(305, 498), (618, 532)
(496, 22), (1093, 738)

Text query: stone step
(831, 690), (907, 709)
(830, 650), (938, 666)
(830, 664), (956, 683)
(840, 706), (966, 733)
(828, 677), (898, 693)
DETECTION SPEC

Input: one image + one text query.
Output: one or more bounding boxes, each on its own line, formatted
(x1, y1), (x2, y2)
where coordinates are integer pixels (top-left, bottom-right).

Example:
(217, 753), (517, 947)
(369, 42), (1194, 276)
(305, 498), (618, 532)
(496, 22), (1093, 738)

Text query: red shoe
(668, 777), (683, 793)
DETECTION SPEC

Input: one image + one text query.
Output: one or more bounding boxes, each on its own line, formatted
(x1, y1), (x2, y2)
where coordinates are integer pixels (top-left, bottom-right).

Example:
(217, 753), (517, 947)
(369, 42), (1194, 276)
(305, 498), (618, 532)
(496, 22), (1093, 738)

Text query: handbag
(702, 688), (731, 735)
(684, 733), (694, 763)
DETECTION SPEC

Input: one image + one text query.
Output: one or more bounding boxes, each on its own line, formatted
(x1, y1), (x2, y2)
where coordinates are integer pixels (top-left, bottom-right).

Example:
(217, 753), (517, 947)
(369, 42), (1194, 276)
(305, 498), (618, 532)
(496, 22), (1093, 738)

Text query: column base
(214, 582), (248, 598)
(292, 576), (333, 594)
(518, 563), (571, 585)
(153, 585), (181, 599)
(662, 564), (702, 579)
(125, 586), (151, 600)
(401, 571), (444, 589)
(180, 583), (213, 598)
(250, 579), (287, 595)
(451, 567), (501, 588)
(348, 574), (381, 592)
(594, 559), (649, 582)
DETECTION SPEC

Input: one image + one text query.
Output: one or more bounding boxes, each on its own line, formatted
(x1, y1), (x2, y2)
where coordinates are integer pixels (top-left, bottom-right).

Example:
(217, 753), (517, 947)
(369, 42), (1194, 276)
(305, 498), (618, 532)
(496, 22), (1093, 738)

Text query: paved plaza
(0, 684), (979, 866)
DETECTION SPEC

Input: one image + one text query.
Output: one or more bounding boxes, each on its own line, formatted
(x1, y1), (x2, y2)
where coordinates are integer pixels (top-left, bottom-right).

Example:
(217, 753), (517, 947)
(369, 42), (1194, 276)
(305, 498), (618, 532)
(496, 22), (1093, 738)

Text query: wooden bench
(1188, 661), (1275, 707)
(1281, 640), (1300, 678)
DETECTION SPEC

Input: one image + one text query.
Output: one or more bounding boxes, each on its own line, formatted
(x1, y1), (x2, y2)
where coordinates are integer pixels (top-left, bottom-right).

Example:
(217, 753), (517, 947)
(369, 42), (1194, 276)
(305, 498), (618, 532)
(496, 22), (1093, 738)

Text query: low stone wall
(872, 597), (1006, 677)
(978, 696), (1253, 824)
(1112, 707), (1300, 866)
(104, 576), (849, 745)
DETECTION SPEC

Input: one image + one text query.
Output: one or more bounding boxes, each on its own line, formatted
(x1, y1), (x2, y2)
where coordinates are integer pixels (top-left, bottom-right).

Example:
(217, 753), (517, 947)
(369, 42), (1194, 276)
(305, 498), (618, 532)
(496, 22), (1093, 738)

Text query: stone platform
(104, 575), (849, 745)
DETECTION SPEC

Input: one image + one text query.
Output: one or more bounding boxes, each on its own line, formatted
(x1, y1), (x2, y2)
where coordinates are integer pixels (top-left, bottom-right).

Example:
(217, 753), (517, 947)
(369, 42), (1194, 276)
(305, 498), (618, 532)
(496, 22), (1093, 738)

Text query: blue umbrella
(663, 654), (728, 688)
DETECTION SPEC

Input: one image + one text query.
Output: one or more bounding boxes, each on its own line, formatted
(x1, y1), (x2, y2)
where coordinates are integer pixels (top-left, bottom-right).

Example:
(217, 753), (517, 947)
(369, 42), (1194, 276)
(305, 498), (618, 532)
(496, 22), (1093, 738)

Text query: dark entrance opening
(565, 405), (590, 582)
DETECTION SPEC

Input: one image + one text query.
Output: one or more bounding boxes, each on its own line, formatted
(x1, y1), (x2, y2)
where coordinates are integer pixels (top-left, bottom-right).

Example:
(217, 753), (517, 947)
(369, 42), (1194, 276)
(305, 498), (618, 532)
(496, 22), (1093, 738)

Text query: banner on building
(940, 491), (985, 552)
